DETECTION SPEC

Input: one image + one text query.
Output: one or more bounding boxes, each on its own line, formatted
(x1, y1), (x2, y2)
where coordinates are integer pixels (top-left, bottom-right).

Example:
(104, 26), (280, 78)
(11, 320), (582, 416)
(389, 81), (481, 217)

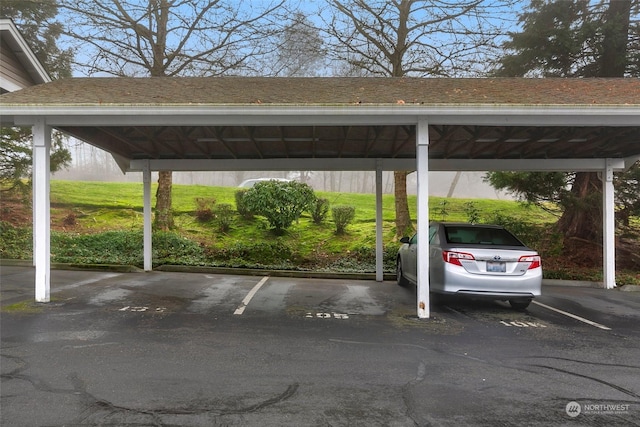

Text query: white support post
(602, 159), (616, 289)
(143, 161), (152, 271)
(375, 160), (383, 282)
(32, 155), (37, 267)
(416, 119), (430, 318)
(32, 119), (51, 302)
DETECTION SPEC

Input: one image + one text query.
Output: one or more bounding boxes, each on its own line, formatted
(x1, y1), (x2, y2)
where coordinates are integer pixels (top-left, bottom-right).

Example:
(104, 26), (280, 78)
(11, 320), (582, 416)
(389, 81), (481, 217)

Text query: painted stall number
(500, 320), (546, 328)
(119, 306), (166, 313)
(305, 312), (349, 319)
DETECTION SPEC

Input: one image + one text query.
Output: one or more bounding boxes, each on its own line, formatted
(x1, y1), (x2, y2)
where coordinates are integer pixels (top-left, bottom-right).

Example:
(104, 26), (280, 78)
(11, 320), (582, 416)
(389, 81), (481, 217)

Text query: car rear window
(444, 226), (524, 246)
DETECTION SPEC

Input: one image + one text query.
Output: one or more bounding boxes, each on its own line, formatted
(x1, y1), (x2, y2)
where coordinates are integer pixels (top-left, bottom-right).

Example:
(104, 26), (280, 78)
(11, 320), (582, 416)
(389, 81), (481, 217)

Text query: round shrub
(332, 205), (355, 234)
(311, 198), (330, 224)
(235, 189), (253, 219)
(242, 180), (316, 233)
(213, 203), (234, 232)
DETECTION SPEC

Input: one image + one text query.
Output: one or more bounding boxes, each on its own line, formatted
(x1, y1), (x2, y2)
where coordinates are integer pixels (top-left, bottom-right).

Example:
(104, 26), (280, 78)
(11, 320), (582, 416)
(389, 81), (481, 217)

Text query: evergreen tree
(0, 0), (72, 79)
(0, 0), (73, 193)
(488, 0), (639, 255)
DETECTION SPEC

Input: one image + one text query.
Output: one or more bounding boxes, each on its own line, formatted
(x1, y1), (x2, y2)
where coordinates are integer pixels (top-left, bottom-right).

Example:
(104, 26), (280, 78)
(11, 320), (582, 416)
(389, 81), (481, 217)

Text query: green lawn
(2, 179), (636, 285)
(48, 180), (559, 255)
(50, 180), (557, 228)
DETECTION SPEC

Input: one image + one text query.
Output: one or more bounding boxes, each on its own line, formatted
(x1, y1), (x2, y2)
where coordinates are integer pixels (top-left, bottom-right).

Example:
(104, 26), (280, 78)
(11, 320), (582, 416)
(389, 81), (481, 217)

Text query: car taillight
(443, 250), (475, 266)
(519, 255), (541, 269)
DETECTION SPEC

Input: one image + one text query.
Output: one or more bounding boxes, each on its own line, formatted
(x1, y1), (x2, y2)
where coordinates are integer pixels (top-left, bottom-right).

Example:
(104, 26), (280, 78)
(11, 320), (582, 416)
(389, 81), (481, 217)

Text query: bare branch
(58, 0), (286, 77)
(324, 0), (523, 77)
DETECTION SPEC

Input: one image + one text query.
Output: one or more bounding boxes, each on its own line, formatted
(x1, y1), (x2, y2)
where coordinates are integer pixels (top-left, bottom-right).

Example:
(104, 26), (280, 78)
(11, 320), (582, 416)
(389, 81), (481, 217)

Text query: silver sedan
(397, 222), (542, 309)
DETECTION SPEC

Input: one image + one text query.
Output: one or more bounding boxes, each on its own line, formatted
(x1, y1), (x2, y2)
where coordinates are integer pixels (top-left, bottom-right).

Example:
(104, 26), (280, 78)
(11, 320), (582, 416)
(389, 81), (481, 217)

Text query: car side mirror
(400, 237), (410, 244)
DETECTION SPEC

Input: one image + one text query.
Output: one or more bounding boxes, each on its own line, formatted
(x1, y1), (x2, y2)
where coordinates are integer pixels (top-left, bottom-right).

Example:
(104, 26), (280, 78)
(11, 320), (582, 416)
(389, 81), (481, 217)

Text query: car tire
(509, 299), (532, 310)
(396, 258), (410, 287)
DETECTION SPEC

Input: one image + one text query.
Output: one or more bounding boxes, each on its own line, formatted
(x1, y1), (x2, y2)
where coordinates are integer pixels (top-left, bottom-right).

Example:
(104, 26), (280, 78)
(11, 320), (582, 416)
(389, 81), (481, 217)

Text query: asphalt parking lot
(2, 265), (640, 426)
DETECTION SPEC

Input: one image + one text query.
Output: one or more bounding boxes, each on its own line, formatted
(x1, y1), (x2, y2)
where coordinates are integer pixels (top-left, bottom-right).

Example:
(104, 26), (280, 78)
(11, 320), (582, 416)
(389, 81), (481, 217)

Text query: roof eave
(0, 19), (51, 86)
(4, 104), (640, 127)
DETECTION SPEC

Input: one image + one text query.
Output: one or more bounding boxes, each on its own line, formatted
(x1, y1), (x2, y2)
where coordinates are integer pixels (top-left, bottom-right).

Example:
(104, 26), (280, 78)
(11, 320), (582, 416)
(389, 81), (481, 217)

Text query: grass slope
(1, 180), (637, 285)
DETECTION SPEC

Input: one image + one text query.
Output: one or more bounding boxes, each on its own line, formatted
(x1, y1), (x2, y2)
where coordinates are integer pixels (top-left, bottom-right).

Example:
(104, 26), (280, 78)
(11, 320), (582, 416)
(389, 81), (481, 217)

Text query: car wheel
(509, 299), (532, 310)
(397, 258), (409, 287)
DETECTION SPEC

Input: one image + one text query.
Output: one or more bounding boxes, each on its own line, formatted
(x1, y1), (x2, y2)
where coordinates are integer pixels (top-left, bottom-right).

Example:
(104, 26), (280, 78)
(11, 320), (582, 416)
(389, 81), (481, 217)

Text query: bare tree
(324, 0), (518, 237)
(58, 0), (285, 229)
(264, 11), (328, 77)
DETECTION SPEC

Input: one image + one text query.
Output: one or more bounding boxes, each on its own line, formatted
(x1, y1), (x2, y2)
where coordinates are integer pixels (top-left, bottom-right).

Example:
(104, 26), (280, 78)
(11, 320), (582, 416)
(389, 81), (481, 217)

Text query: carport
(1, 77), (639, 318)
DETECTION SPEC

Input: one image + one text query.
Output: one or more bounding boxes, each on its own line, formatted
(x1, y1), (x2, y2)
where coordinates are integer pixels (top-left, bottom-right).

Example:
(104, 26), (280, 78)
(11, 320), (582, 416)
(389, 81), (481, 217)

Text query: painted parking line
(233, 276), (269, 315)
(54, 273), (123, 292)
(532, 301), (611, 331)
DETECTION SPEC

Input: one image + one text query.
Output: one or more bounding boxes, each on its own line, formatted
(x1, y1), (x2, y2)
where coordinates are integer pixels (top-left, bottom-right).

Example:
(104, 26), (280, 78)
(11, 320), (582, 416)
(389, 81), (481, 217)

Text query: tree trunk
(394, 171), (413, 238)
(155, 170), (174, 230)
(600, 0), (631, 77)
(557, 172), (602, 252)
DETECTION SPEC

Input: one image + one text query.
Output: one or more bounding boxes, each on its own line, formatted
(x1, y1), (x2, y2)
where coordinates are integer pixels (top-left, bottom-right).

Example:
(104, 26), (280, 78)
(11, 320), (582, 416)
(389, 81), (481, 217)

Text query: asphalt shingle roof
(2, 77), (639, 106)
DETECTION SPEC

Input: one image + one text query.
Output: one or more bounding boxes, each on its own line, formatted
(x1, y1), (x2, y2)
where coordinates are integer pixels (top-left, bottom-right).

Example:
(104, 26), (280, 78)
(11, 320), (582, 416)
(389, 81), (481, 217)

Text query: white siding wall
(1, 38), (37, 92)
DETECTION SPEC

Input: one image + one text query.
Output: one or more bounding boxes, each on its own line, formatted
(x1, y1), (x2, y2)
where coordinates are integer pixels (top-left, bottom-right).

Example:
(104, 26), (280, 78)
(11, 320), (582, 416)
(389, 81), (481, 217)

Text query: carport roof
(2, 76), (640, 105)
(1, 77), (639, 170)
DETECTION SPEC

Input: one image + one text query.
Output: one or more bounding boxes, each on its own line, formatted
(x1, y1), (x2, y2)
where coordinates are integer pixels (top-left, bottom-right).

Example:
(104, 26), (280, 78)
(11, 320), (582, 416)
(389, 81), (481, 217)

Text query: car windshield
(444, 225), (524, 246)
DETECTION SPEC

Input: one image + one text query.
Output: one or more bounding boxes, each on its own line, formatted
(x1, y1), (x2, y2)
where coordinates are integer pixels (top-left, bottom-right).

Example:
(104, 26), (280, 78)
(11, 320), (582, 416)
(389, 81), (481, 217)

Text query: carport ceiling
(53, 123), (638, 161)
(1, 77), (639, 165)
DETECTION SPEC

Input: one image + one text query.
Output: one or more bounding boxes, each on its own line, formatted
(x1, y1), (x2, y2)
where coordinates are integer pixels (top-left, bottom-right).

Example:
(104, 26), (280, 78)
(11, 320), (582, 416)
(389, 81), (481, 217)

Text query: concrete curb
(155, 264), (398, 281)
(0, 259), (143, 273)
(0, 259), (395, 281)
(542, 279), (605, 288)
